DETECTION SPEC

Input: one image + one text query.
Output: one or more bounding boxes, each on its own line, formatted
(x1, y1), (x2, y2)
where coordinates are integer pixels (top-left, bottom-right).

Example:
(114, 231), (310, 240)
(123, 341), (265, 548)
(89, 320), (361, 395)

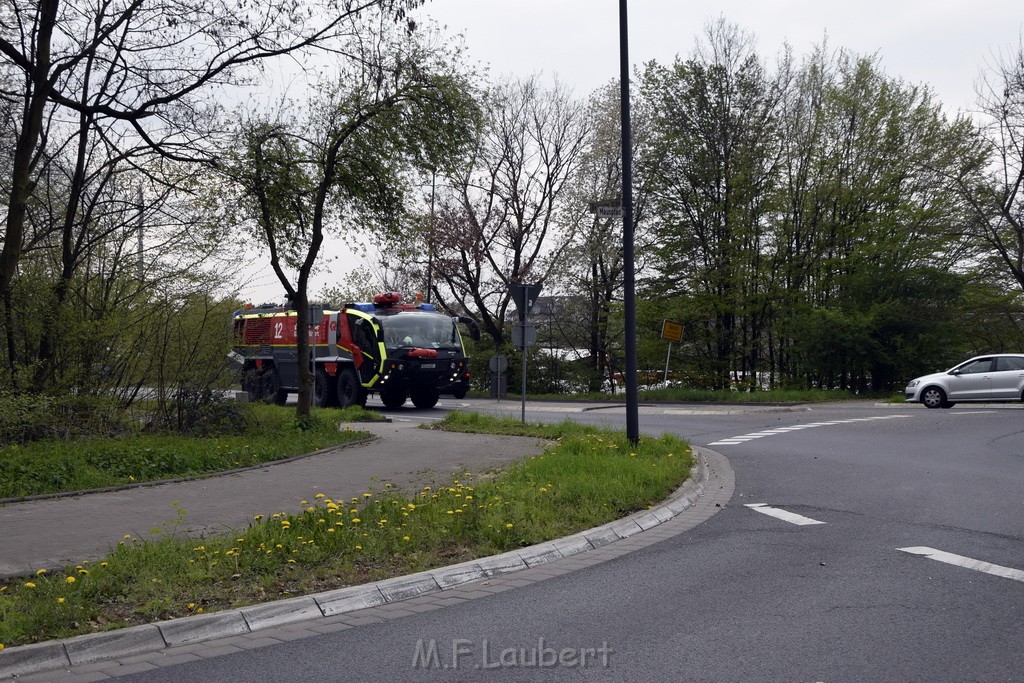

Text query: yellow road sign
(661, 320), (683, 343)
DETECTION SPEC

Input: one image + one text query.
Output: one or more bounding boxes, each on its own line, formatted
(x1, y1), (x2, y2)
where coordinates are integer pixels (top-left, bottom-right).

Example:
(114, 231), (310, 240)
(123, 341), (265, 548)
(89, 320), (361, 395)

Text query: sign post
(510, 282), (542, 422)
(661, 320), (683, 384)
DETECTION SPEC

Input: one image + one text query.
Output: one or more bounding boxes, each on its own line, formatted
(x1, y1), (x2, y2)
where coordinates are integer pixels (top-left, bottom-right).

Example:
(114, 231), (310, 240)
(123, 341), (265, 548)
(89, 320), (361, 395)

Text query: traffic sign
(661, 320), (684, 343)
(510, 282), (542, 321)
(511, 323), (538, 347)
(488, 354), (509, 372)
(596, 205), (622, 219)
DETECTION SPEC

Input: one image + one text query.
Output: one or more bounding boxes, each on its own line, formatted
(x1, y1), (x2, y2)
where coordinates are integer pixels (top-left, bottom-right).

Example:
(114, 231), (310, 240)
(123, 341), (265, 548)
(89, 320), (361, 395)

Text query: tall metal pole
(426, 168), (435, 303)
(619, 0), (639, 445)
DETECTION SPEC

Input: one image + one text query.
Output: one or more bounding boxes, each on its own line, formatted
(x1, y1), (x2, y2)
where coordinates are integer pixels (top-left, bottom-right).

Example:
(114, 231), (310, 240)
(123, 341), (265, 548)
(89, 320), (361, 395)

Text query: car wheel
(921, 386), (946, 409)
(940, 402), (955, 409)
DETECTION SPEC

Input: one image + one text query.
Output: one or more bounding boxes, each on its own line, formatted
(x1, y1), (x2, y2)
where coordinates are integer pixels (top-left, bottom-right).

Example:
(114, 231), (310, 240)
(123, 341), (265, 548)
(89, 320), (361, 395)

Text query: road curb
(0, 447), (722, 680)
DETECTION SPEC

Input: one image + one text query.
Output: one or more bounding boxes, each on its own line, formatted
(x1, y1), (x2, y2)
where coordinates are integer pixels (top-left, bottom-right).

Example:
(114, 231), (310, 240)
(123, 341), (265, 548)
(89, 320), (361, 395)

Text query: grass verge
(0, 412), (691, 649)
(0, 404), (381, 499)
(513, 388), (861, 403)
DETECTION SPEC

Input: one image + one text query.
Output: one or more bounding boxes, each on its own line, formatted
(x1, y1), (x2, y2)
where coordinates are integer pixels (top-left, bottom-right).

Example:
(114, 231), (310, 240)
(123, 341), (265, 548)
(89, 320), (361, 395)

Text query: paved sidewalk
(0, 420), (548, 578)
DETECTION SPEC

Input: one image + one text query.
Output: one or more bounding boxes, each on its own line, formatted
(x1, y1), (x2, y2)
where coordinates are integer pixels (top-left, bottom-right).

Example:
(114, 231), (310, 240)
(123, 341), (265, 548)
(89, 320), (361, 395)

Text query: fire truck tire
(337, 369), (367, 408)
(314, 368), (338, 408)
(242, 369), (264, 402)
(451, 389), (467, 399)
(380, 389), (406, 409)
(410, 388), (439, 409)
(261, 370), (287, 405)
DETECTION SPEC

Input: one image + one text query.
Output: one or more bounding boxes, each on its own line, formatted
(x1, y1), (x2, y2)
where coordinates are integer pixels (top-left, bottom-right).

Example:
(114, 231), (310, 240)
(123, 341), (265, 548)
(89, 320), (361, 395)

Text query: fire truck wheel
(242, 369), (264, 402)
(314, 368), (338, 407)
(410, 388), (439, 409)
(380, 389), (406, 409)
(337, 369), (367, 408)
(259, 371), (276, 404)
(451, 389), (467, 400)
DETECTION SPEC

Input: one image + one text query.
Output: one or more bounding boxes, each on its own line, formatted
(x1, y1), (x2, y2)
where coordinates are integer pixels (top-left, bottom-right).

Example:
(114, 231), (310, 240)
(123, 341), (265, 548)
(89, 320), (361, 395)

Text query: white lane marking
(707, 414), (909, 446)
(898, 547), (1024, 583)
(745, 503), (826, 526)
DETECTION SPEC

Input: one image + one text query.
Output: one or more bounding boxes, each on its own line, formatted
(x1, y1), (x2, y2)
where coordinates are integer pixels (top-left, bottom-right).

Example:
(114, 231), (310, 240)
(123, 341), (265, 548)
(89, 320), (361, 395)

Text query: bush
(0, 392), (136, 448)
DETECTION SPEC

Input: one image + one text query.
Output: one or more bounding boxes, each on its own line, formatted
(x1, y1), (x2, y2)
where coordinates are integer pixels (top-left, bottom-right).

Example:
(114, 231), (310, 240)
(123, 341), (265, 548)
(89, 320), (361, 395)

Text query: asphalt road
(110, 399), (1024, 681)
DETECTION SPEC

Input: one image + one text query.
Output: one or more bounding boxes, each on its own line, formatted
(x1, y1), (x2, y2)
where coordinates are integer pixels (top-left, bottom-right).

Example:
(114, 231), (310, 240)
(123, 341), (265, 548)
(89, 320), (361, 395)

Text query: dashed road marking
(745, 503), (826, 526)
(898, 547), (1024, 583)
(707, 415), (909, 446)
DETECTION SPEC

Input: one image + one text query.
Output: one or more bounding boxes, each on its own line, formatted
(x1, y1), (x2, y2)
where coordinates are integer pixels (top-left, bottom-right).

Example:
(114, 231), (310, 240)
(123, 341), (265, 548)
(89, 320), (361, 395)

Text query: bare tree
(955, 40), (1024, 291)
(428, 76), (590, 348)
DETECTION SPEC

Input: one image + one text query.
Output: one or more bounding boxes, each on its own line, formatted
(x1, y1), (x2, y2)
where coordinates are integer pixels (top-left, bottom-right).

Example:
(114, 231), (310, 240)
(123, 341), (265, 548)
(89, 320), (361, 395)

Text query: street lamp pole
(619, 0), (639, 445)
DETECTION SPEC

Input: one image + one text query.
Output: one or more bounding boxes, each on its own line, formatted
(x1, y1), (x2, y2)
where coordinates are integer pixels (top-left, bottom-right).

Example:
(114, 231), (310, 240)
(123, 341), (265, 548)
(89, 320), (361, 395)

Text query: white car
(904, 354), (1024, 408)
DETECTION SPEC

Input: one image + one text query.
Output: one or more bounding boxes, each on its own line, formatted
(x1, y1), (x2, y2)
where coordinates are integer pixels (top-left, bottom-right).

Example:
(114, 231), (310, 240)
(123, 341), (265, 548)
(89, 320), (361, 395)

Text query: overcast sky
(414, 0), (1023, 116)
(236, 1), (1023, 303)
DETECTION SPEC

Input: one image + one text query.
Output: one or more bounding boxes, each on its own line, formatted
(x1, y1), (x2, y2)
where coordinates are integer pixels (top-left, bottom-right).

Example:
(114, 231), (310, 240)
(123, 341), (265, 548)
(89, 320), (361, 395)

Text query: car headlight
(906, 380), (920, 388)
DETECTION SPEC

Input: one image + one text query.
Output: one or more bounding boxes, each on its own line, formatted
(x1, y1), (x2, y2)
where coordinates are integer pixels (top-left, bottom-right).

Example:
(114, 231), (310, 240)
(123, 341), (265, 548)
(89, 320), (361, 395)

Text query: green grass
(0, 412), (691, 648)
(0, 404), (382, 499)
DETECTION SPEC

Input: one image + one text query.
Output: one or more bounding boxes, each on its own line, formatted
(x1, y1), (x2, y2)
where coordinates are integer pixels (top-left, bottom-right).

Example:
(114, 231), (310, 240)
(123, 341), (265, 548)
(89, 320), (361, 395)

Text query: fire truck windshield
(380, 313), (460, 352)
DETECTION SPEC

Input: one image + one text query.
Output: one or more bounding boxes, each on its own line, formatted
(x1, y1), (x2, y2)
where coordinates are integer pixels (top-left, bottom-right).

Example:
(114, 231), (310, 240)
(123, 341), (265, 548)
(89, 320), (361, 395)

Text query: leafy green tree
(0, 0), (429, 389)
(638, 20), (785, 389)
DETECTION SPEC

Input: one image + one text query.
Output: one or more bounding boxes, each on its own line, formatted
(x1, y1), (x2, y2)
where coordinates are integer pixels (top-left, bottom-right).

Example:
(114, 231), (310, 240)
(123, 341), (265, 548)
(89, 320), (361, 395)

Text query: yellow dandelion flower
(327, 528), (336, 533)
(0, 644), (4, 651)
(354, 545), (362, 550)
(300, 500), (308, 505)
(187, 603), (195, 610)
(254, 515), (263, 521)
(315, 493), (325, 499)
(363, 493), (372, 498)
(100, 562), (108, 568)
(35, 568), (46, 576)
(24, 582), (36, 589)
(123, 534), (132, 540)
(287, 559), (296, 564)
(407, 503), (416, 510)
(65, 576), (75, 584)
(196, 607), (204, 614)
(352, 518), (361, 523)
(403, 536), (411, 542)
(505, 523), (514, 529)
(78, 569), (88, 575)
(57, 597), (65, 604)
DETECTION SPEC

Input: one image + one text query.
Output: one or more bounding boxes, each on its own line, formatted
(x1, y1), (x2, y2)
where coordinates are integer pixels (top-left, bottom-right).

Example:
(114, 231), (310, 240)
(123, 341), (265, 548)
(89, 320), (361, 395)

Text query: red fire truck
(232, 293), (479, 409)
